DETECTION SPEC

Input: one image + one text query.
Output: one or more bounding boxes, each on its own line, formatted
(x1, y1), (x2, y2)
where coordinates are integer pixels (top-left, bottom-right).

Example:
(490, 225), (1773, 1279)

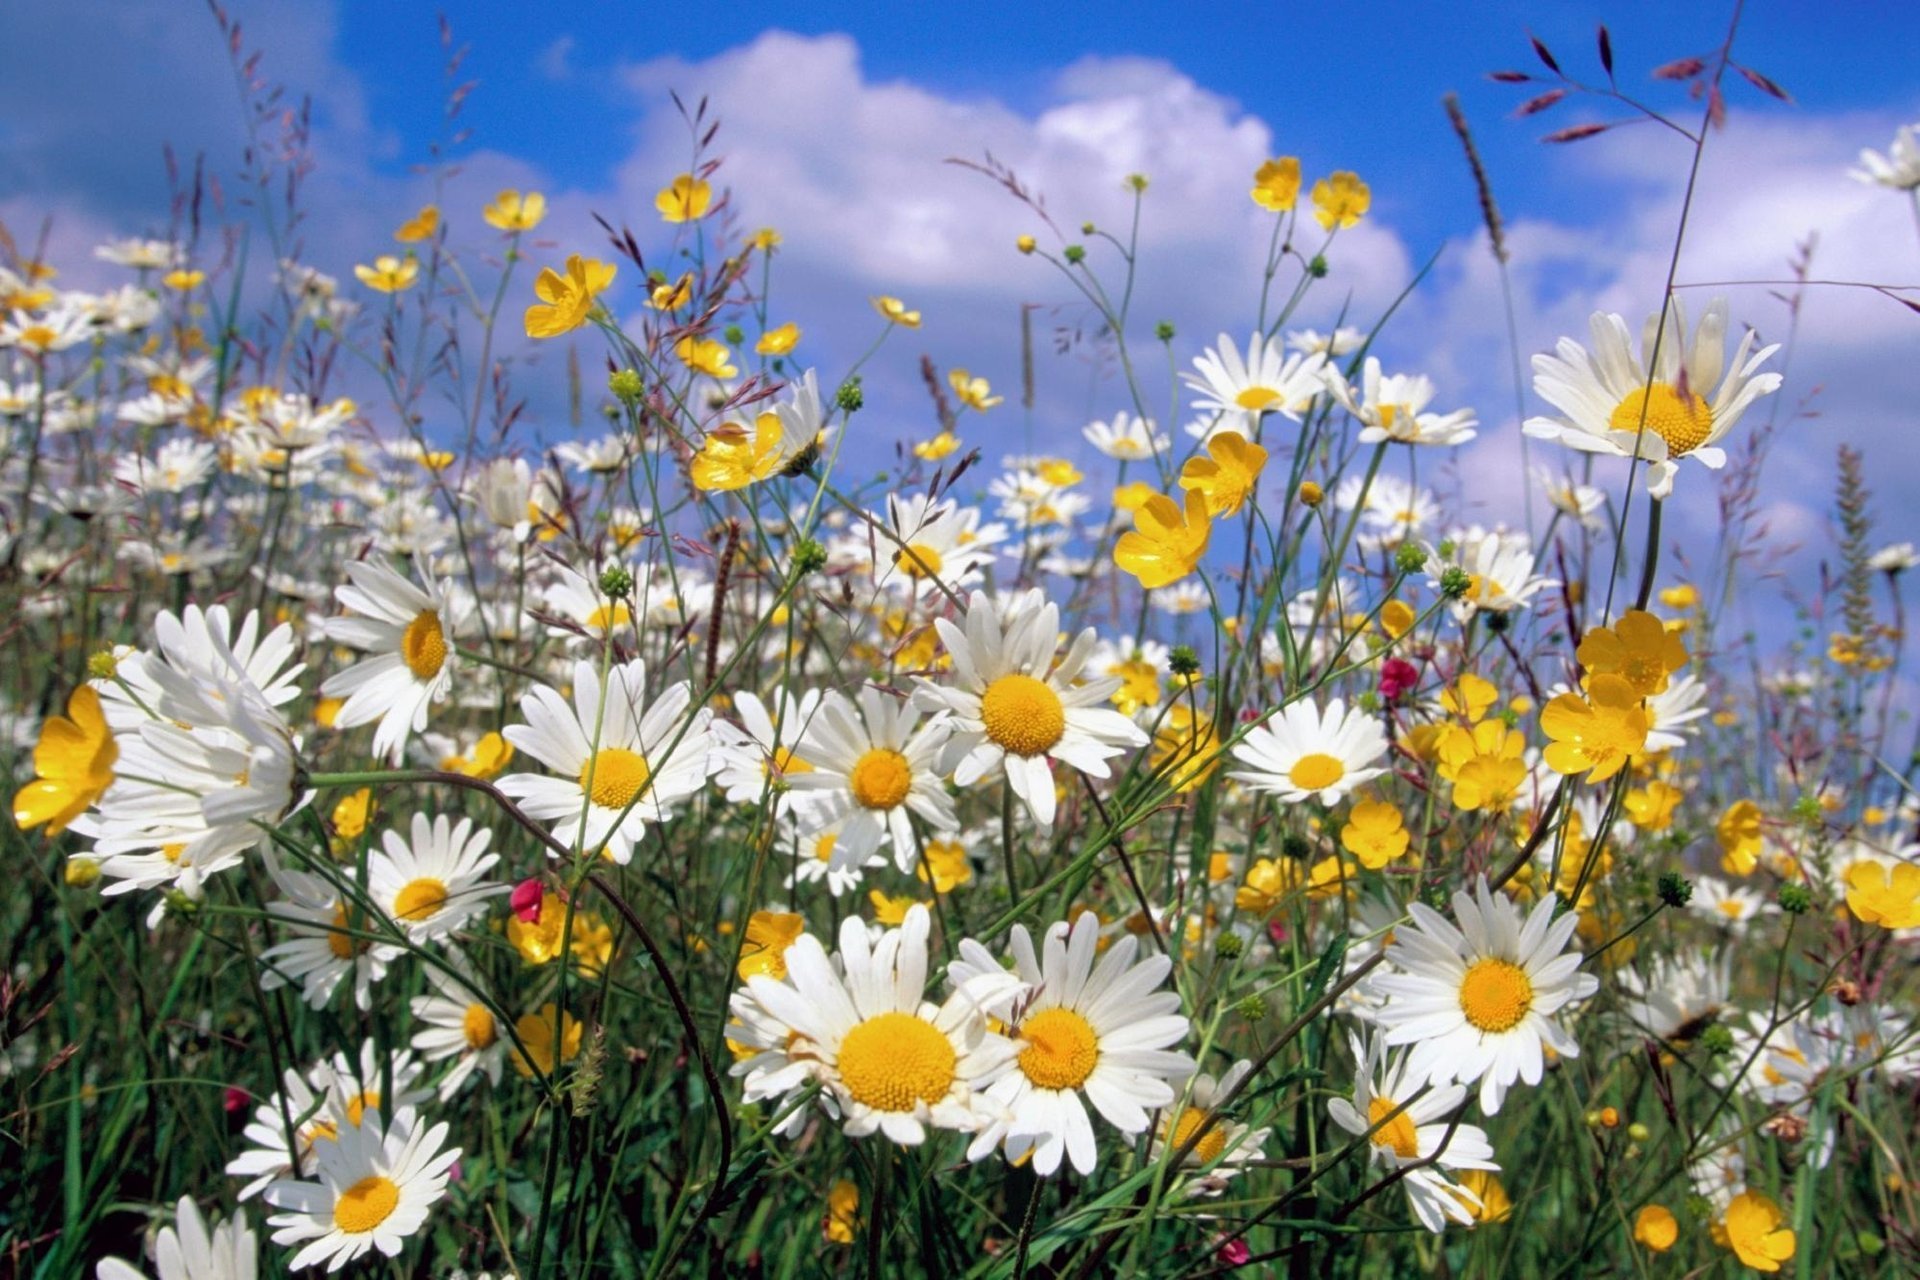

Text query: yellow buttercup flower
(393, 205), (439, 243)
(675, 335), (737, 378)
(511, 1002), (584, 1078)
(736, 910), (807, 981)
(482, 189), (547, 232)
(1577, 609), (1687, 697)
(1340, 799), (1409, 869)
(353, 255), (418, 293)
(508, 891), (614, 977)
(913, 431), (960, 461)
(524, 254), (617, 340)
(749, 227), (782, 252)
(1112, 482), (1154, 514)
(1149, 704), (1222, 794)
(441, 731), (514, 779)
(13, 685), (117, 836)
(1235, 859), (1300, 916)
(1114, 491), (1211, 589)
(330, 788), (374, 842)
(1633, 1204), (1678, 1252)
(948, 368), (1002, 411)
(824, 1180), (859, 1245)
(1437, 721), (1528, 813)
(1844, 860), (1920, 930)
(1716, 799), (1764, 875)
(867, 889), (926, 926)
(1442, 672), (1499, 722)
(1715, 1190), (1795, 1272)
(1658, 583), (1700, 610)
(1251, 157), (1302, 212)
(656, 173), (713, 223)
(756, 322), (800, 356)
(648, 274), (693, 311)
(1540, 674), (1648, 782)
(1178, 430), (1268, 517)
(1625, 779), (1683, 832)
(871, 295), (921, 328)
(162, 268), (205, 291)
(689, 411), (793, 492)
(1311, 171), (1371, 230)
(916, 838), (974, 894)
(1016, 234), (1037, 254)
(1452, 1170), (1512, 1223)
(1380, 599), (1416, 639)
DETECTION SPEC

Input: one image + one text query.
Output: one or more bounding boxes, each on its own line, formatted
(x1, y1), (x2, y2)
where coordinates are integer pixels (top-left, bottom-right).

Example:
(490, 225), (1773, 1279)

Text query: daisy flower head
(320, 558), (467, 764)
(94, 1195), (258, 1280)
(1228, 697), (1388, 805)
(1149, 1059), (1273, 1196)
(732, 905), (1014, 1145)
(1082, 411), (1167, 461)
(1183, 332), (1327, 438)
(1851, 122), (1920, 190)
(1523, 297), (1782, 498)
(865, 492), (1006, 600)
(789, 686), (957, 874)
(256, 859), (399, 1012)
(1428, 526), (1556, 618)
(955, 911), (1194, 1177)
(497, 656), (717, 865)
(264, 1106), (459, 1273)
(1326, 1031), (1500, 1232)
(409, 955), (507, 1098)
(914, 589), (1147, 827)
(712, 686), (822, 815)
(783, 816), (888, 897)
(366, 812), (503, 943)
(1325, 357), (1477, 447)
(1372, 876), (1599, 1113)
(1687, 876), (1778, 932)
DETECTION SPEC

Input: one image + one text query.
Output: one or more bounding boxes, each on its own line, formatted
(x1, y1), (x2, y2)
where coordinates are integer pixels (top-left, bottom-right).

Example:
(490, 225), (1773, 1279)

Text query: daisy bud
(1215, 932), (1244, 960)
(1777, 883), (1811, 914)
(598, 564), (634, 599)
(1308, 254), (1328, 278)
(87, 649), (119, 680)
(1155, 321), (1176, 341)
(1393, 543), (1428, 574)
(1125, 173), (1149, 193)
(1657, 871), (1692, 907)
(1080, 221), (1096, 234)
(608, 368), (644, 403)
(1235, 994), (1268, 1021)
(791, 538), (828, 576)
(1700, 1024), (1735, 1057)
(1168, 645), (1200, 677)
(511, 878), (546, 924)
(1064, 245), (1086, 264)
(1439, 566), (1472, 599)
(834, 376), (864, 414)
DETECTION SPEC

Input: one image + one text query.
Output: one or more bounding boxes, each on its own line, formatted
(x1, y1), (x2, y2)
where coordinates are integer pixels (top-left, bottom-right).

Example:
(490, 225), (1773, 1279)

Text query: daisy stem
(1633, 497), (1664, 610)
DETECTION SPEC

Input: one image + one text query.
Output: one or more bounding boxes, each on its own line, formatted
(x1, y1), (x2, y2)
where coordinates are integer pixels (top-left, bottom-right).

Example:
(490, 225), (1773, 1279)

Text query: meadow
(2, 9), (1918, 1278)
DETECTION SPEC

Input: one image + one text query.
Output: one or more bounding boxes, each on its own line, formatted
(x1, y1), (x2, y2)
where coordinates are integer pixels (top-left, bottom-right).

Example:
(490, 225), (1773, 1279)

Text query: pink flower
(1378, 657), (1419, 701)
(511, 878), (545, 923)
(1217, 1237), (1250, 1266)
(223, 1085), (251, 1113)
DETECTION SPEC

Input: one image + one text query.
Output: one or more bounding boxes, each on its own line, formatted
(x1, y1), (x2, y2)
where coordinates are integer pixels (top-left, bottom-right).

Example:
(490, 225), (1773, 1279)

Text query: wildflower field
(4, 5), (1920, 1277)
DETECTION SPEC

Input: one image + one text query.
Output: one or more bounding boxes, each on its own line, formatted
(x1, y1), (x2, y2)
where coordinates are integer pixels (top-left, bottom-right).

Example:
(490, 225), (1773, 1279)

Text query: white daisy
(1372, 876), (1599, 1114)
(790, 687), (957, 873)
(1326, 1031), (1499, 1233)
(783, 818), (887, 897)
(1851, 122), (1920, 190)
(409, 955), (507, 1098)
(320, 558), (466, 764)
(1428, 526), (1556, 618)
(731, 905), (1014, 1145)
(95, 1195), (257, 1280)
(1082, 411), (1167, 461)
(914, 589), (1147, 827)
(1617, 951), (1730, 1046)
(1228, 697), (1388, 805)
(1149, 1058), (1272, 1196)
(1288, 326), (1363, 357)
(366, 812), (503, 943)
(264, 1106), (459, 1273)
(1325, 357), (1477, 447)
(1183, 332), (1327, 437)
(1523, 297), (1783, 498)
(955, 911), (1194, 1177)
(712, 686), (823, 817)
(1535, 466), (1608, 530)
(857, 492), (1007, 601)
(1688, 877), (1778, 931)
(540, 561), (635, 642)
(1644, 674), (1709, 752)
(497, 657), (716, 865)
(256, 859), (399, 1012)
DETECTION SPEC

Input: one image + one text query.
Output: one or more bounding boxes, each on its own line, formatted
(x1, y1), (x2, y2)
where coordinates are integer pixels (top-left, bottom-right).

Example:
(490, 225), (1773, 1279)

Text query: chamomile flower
(94, 1195), (258, 1280)
(783, 817), (889, 897)
(1689, 877), (1778, 931)
(712, 686), (823, 815)
(409, 956), (507, 1098)
(732, 905), (1014, 1144)
(956, 911), (1194, 1177)
(1851, 122), (1920, 190)
(264, 1107), (459, 1273)
(1617, 951), (1730, 1046)
(1229, 697), (1388, 805)
(1082, 412), (1167, 461)
(497, 657), (717, 864)
(914, 589), (1146, 827)
(1327, 1031), (1499, 1232)
(366, 813), (503, 943)
(541, 561), (635, 642)
(862, 492), (1006, 600)
(1372, 876), (1599, 1114)
(1524, 298), (1783, 498)
(321, 558), (466, 764)
(1184, 332), (1326, 437)
(256, 860), (399, 1012)
(1325, 358), (1477, 447)
(789, 687), (957, 873)
(1429, 527), (1556, 617)
(1149, 1059), (1272, 1195)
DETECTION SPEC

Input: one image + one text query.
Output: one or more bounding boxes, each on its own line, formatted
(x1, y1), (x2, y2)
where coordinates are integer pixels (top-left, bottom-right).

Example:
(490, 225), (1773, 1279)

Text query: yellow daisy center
(767, 746), (813, 779)
(585, 602), (632, 632)
(1458, 958), (1534, 1034)
(813, 832), (838, 864)
(1288, 752), (1346, 792)
(1716, 899), (1745, 919)
(327, 905), (367, 960)
(333, 1174), (401, 1235)
(1608, 383), (1714, 455)
(579, 747), (651, 809)
(1367, 1095), (1421, 1159)
(836, 1011), (957, 1112)
(1170, 1109), (1227, 1164)
(849, 748), (914, 811)
(161, 842), (187, 864)
(392, 877), (448, 922)
(401, 609), (448, 680)
(463, 1003), (497, 1050)
(1017, 1007), (1100, 1090)
(1234, 386), (1282, 411)
(980, 674), (1066, 757)
(892, 542), (945, 579)
(342, 1088), (379, 1127)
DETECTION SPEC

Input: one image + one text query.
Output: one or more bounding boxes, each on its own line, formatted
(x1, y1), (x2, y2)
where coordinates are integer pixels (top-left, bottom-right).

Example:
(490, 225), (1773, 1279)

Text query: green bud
(1684, 1193), (1715, 1222)
(1439, 566), (1472, 599)
(1790, 793), (1823, 825)
(1355, 690), (1382, 713)
(1308, 254), (1329, 278)
(1155, 321), (1176, 342)
(608, 369), (645, 404)
(1125, 173), (1149, 193)
(163, 888), (200, 919)
(792, 539), (828, 576)
(1063, 245), (1086, 264)
(1214, 932), (1244, 960)
(723, 324), (745, 345)
(1280, 833), (1313, 862)
(1778, 883), (1812, 914)
(1235, 994), (1268, 1021)
(87, 649), (120, 681)
(1080, 221), (1096, 235)
(834, 376), (864, 414)
(598, 565), (634, 599)
(1393, 543), (1429, 574)
(1657, 872), (1692, 908)
(1168, 645), (1200, 677)
(1420, 882), (1451, 913)
(1700, 1024), (1735, 1057)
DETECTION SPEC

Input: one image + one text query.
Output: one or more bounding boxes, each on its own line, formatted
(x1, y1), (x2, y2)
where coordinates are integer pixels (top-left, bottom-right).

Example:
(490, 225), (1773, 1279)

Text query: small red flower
(1378, 657), (1419, 701)
(511, 878), (545, 923)
(1217, 1237), (1250, 1266)
(223, 1085), (251, 1113)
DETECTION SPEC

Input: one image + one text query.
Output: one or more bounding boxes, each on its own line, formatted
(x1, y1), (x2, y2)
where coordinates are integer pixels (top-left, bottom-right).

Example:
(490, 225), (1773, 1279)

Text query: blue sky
(3, 0), (1919, 679)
